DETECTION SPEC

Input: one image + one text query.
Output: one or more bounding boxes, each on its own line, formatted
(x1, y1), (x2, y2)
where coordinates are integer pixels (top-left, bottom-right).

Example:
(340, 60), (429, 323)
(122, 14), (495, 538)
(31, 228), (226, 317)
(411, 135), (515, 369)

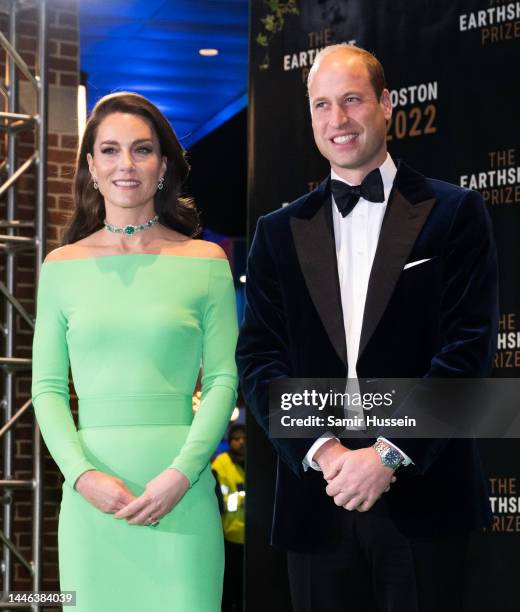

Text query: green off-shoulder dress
(31, 254), (238, 612)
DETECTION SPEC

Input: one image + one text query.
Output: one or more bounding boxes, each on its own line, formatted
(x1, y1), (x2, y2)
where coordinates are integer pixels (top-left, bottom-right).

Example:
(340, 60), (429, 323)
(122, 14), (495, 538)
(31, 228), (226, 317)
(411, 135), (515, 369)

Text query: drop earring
(158, 176), (164, 190)
(93, 178), (98, 190)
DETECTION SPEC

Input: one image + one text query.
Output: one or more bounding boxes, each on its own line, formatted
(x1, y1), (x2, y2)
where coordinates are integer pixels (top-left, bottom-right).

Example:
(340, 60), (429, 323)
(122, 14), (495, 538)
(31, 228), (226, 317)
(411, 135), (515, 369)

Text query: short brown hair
(307, 44), (387, 100)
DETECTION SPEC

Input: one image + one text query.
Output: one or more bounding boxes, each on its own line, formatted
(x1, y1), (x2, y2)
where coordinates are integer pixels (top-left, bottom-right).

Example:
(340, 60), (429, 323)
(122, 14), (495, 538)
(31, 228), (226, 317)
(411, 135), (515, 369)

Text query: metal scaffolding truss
(0, 0), (47, 609)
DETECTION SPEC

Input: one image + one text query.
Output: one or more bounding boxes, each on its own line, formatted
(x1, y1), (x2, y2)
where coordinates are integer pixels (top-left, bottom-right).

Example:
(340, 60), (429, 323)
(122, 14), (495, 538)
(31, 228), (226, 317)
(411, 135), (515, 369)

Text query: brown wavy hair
(62, 92), (200, 244)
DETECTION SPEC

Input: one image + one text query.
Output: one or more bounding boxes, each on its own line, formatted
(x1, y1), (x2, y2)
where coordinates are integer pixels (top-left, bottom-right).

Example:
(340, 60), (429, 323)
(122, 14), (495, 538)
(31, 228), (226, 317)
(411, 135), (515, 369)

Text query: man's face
(229, 431), (246, 459)
(309, 53), (392, 182)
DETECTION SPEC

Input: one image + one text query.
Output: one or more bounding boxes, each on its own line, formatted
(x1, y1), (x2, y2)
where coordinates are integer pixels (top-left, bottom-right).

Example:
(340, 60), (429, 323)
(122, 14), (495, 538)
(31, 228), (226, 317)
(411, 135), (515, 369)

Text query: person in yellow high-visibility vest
(212, 424), (246, 612)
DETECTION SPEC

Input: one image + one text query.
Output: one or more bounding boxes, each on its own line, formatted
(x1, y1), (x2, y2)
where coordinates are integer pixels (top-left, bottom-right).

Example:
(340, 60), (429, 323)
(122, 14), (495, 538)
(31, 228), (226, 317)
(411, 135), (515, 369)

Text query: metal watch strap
(373, 440), (404, 470)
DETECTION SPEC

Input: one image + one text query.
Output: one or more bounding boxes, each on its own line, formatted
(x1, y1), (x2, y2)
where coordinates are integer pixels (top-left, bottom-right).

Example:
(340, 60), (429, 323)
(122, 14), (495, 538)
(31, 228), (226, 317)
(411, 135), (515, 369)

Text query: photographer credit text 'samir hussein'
(268, 378), (520, 440)
(278, 387), (415, 429)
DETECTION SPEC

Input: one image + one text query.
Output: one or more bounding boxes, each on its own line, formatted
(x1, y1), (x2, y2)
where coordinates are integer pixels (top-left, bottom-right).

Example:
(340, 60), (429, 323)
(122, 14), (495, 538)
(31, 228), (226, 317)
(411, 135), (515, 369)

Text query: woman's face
(87, 112), (167, 214)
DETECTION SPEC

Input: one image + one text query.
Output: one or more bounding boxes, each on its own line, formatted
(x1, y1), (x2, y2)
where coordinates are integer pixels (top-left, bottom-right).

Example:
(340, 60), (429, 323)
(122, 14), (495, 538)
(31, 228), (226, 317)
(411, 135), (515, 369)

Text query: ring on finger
(148, 514), (160, 527)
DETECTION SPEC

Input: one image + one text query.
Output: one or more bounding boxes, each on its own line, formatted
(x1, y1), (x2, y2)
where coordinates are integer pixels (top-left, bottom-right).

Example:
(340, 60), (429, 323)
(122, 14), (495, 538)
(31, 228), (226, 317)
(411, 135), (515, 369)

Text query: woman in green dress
(31, 92), (238, 611)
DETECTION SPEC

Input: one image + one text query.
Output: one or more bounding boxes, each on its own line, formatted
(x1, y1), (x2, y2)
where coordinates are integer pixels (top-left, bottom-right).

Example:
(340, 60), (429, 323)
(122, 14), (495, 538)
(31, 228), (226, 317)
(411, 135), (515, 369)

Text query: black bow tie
(331, 168), (385, 217)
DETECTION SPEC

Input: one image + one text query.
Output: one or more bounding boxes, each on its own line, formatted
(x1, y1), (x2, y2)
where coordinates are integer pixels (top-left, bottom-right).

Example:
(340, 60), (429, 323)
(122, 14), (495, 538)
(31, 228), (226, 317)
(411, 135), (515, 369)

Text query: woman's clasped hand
(75, 468), (190, 526)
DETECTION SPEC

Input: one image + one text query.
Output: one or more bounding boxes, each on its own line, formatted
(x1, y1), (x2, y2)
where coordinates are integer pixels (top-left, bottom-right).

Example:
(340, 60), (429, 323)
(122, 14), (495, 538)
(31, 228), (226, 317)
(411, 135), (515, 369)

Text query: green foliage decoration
(256, 0), (299, 69)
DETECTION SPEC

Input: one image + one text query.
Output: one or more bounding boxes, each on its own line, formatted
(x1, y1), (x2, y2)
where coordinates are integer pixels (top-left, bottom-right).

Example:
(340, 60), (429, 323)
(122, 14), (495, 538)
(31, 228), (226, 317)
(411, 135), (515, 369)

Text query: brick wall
(0, 0), (79, 597)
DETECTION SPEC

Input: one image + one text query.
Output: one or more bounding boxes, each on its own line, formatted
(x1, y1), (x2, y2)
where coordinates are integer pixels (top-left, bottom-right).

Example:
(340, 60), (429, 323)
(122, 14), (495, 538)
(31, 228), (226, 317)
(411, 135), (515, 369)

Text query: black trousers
(222, 540), (244, 612)
(287, 507), (468, 612)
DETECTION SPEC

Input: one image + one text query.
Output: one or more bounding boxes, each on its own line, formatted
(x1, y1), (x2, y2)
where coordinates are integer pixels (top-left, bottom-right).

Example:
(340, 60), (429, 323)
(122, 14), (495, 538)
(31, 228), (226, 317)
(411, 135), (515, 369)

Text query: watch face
(384, 448), (402, 469)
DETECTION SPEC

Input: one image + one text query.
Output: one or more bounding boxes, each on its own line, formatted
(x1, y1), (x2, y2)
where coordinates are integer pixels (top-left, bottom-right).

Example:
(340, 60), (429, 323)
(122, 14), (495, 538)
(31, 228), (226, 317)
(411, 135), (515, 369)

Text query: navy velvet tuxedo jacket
(236, 161), (498, 553)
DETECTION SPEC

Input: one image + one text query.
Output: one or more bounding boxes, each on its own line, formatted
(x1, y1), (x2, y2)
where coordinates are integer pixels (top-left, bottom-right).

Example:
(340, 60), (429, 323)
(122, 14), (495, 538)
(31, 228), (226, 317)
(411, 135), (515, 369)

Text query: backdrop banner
(247, 1), (520, 610)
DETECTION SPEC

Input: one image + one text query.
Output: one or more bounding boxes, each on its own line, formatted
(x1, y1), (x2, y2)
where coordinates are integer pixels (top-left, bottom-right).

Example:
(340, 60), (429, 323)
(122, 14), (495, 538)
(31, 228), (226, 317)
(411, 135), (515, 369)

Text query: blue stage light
(79, 0), (248, 148)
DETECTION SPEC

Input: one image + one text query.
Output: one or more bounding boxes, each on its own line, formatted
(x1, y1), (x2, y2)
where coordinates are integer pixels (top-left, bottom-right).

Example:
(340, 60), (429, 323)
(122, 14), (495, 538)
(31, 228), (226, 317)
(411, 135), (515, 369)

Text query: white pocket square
(403, 258), (432, 271)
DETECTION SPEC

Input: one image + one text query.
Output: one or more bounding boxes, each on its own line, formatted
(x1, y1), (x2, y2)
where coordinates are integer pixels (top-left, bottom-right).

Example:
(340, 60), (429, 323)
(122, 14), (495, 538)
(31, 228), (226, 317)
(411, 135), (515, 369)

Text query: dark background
(186, 108), (248, 238)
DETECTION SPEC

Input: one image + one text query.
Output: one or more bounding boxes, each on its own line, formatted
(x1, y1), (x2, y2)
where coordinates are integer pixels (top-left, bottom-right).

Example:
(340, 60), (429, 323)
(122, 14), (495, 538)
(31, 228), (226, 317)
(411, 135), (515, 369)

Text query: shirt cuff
(302, 433), (339, 471)
(377, 437), (413, 466)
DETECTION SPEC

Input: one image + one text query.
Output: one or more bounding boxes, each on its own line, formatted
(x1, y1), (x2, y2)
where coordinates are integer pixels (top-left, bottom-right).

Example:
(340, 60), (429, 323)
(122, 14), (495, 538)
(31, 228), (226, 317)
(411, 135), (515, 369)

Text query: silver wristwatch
(373, 440), (404, 470)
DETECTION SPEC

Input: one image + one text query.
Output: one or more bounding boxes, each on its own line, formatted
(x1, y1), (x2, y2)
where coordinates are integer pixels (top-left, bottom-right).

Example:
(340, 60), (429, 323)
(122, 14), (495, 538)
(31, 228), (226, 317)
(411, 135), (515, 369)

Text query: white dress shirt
(303, 154), (412, 469)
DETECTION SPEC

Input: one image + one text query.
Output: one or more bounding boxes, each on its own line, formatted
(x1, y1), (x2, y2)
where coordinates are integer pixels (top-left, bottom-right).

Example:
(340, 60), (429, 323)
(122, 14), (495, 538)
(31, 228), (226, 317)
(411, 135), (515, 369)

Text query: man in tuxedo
(236, 44), (498, 612)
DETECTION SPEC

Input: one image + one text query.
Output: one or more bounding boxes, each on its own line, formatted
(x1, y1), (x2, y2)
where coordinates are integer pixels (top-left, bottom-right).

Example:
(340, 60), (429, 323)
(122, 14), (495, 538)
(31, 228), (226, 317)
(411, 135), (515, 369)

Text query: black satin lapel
(359, 189), (436, 358)
(290, 200), (347, 365)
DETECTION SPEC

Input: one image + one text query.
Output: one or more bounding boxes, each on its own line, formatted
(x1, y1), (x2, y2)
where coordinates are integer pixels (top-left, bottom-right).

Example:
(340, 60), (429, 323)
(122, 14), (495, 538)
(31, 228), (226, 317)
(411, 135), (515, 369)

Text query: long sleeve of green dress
(32, 265), (97, 486)
(169, 262), (239, 485)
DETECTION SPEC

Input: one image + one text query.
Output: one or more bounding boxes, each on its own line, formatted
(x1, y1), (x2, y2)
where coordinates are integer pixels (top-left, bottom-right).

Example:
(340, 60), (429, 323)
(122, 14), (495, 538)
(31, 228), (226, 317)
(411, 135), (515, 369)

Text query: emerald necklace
(104, 215), (159, 236)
